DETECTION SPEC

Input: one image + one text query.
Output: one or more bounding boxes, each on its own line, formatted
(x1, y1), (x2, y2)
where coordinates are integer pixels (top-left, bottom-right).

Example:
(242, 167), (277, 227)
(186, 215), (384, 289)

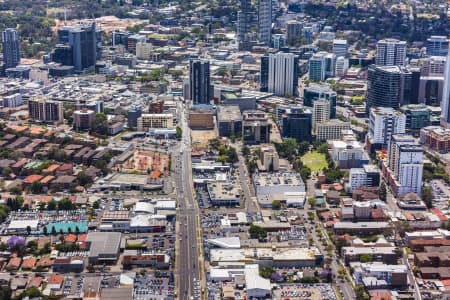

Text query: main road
(175, 101), (201, 299)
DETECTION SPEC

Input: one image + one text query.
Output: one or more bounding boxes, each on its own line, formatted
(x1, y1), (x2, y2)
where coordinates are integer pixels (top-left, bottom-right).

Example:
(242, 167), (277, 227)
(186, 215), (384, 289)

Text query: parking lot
(133, 272), (175, 300)
(274, 283), (337, 300)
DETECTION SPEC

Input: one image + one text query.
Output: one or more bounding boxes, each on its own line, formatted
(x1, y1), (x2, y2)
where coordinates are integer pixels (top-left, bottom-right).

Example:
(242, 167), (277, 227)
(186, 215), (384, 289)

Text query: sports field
(301, 151), (328, 172)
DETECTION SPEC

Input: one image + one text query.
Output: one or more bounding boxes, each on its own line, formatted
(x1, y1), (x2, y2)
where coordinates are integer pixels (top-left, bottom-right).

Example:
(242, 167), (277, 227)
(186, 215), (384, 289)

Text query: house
(21, 257), (36, 270)
(36, 257), (52, 270)
(51, 175), (77, 190)
(22, 174), (43, 187)
(42, 164), (61, 175)
(55, 163), (73, 176)
(6, 257), (21, 270)
(47, 274), (64, 290)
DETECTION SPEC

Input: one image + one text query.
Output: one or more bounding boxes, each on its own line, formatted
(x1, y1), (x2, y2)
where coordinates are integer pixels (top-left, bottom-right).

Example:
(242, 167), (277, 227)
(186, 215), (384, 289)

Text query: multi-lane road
(175, 102), (201, 299)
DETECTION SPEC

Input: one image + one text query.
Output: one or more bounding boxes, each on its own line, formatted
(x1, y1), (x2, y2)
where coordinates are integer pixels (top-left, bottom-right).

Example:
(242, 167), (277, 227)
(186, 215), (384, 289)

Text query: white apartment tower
(312, 99), (330, 132)
(266, 52), (298, 97)
(441, 50), (450, 127)
(376, 39), (407, 66)
(368, 107), (406, 147)
(333, 39), (348, 58)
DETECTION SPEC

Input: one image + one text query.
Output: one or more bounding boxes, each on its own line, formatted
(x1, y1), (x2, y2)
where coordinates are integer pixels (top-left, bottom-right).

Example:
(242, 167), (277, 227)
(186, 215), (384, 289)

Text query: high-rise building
(286, 20), (302, 46)
(260, 52), (299, 97)
(2, 28), (20, 69)
(28, 98), (64, 123)
(426, 36), (449, 57)
(242, 110), (271, 144)
(136, 42), (153, 60)
(419, 77), (444, 107)
(303, 85), (337, 118)
(127, 106), (142, 129)
(316, 120), (351, 141)
(237, 0), (255, 51)
(335, 56), (349, 78)
(399, 104), (431, 133)
(189, 59), (211, 105)
(73, 109), (95, 131)
(376, 39), (407, 66)
(279, 105), (312, 142)
(258, 0), (272, 46)
(367, 107), (406, 151)
(349, 164), (380, 192)
(312, 99), (330, 132)
(333, 39), (348, 58)
(308, 52), (326, 81)
(366, 65), (416, 113)
(324, 53), (336, 78)
(441, 50), (450, 128)
(386, 135), (423, 196)
(271, 34), (285, 49)
(54, 22), (98, 72)
(2, 93), (22, 108)
(420, 56), (446, 76)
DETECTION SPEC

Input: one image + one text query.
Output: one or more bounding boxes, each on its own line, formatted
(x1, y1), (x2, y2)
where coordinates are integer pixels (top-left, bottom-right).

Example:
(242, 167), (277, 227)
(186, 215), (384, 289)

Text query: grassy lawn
(301, 151), (328, 172)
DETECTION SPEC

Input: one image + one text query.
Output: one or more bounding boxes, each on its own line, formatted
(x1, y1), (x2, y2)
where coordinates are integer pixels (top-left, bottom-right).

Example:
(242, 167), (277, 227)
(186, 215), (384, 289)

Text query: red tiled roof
(23, 174), (43, 184)
(21, 257), (36, 269)
(56, 163), (73, 172)
(65, 234), (77, 243)
(29, 276), (43, 287)
(42, 164), (60, 173)
(48, 274), (63, 285)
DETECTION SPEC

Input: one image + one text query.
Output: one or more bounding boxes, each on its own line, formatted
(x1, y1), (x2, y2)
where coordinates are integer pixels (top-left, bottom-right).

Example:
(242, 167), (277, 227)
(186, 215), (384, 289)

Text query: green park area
(301, 151), (328, 173)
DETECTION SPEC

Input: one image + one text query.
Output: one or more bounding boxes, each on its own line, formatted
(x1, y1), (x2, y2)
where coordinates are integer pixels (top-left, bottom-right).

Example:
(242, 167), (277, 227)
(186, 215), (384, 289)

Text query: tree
(249, 224), (267, 241)
(43, 226), (48, 236)
(77, 171), (90, 186)
(360, 254), (373, 263)
(355, 284), (369, 300)
(75, 226), (80, 235)
(58, 198), (75, 211)
(51, 226), (56, 236)
(242, 145), (250, 157)
(92, 201), (100, 209)
(298, 141), (310, 156)
(271, 200), (281, 210)
(2, 167), (12, 177)
(31, 181), (42, 194)
(324, 168), (344, 183)
(308, 197), (316, 207)
(422, 186), (433, 209)
(47, 200), (57, 211)
(379, 182), (387, 201)
(26, 225), (31, 236)
(175, 126), (182, 139)
(92, 113), (108, 136)
(275, 138), (298, 161)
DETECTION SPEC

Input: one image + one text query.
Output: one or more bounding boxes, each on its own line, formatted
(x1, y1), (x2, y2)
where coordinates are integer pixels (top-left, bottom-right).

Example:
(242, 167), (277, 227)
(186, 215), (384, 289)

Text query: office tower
(366, 65), (415, 113)
(55, 22), (98, 72)
(312, 99), (330, 133)
(112, 30), (131, 48)
(441, 50), (450, 127)
(237, 0), (255, 51)
(258, 0), (272, 46)
(2, 93), (22, 108)
(136, 42), (153, 60)
(421, 56), (446, 76)
(242, 110), (271, 144)
(367, 107), (406, 151)
(28, 98), (64, 123)
(335, 56), (349, 78)
(286, 20), (302, 46)
(2, 28), (20, 68)
(387, 135), (423, 195)
(280, 105), (312, 142)
(324, 53), (336, 78)
(271, 34), (285, 49)
(127, 106), (142, 129)
(260, 52), (299, 97)
(419, 77), (444, 106)
(426, 36), (449, 57)
(308, 52), (326, 81)
(303, 85), (337, 118)
(189, 59), (211, 105)
(399, 104), (431, 133)
(376, 38), (407, 66)
(333, 39), (348, 58)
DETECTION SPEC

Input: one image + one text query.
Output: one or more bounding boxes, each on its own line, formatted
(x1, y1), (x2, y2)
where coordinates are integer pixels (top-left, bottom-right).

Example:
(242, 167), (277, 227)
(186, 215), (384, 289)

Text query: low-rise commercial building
(137, 114), (174, 131)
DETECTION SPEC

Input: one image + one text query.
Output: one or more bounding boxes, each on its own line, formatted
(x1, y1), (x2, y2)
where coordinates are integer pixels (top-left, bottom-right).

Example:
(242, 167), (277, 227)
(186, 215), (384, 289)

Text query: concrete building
(2, 93), (22, 108)
(366, 65), (418, 113)
(2, 28), (20, 69)
(127, 106), (142, 129)
(331, 131), (368, 169)
(189, 109), (214, 129)
(333, 39), (348, 58)
(368, 107), (406, 151)
(385, 134), (423, 196)
(86, 232), (121, 264)
(286, 20), (302, 46)
(136, 42), (154, 60)
(351, 262), (408, 288)
(73, 109), (95, 131)
(189, 59), (211, 104)
(253, 172), (305, 207)
(260, 52), (299, 97)
(303, 85), (337, 118)
(207, 180), (241, 206)
(279, 105), (312, 142)
(441, 48), (450, 127)
(342, 246), (399, 265)
(242, 110), (271, 144)
(217, 105), (242, 137)
(399, 104), (431, 133)
(28, 98), (63, 123)
(308, 52), (326, 82)
(316, 120), (351, 141)
(348, 164), (380, 192)
(426, 36), (449, 57)
(312, 99), (330, 133)
(353, 201), (372, 220)
(237, 0), (256, 51)
(421, 56), (446, 76)
(258, 0), (272, 46)
(335, 56), (349, 78)
(258, 144), (279, 172)
(137, 114), (174, 131)
(420, 126), (450, 153)
(376, 38), (407, 66)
